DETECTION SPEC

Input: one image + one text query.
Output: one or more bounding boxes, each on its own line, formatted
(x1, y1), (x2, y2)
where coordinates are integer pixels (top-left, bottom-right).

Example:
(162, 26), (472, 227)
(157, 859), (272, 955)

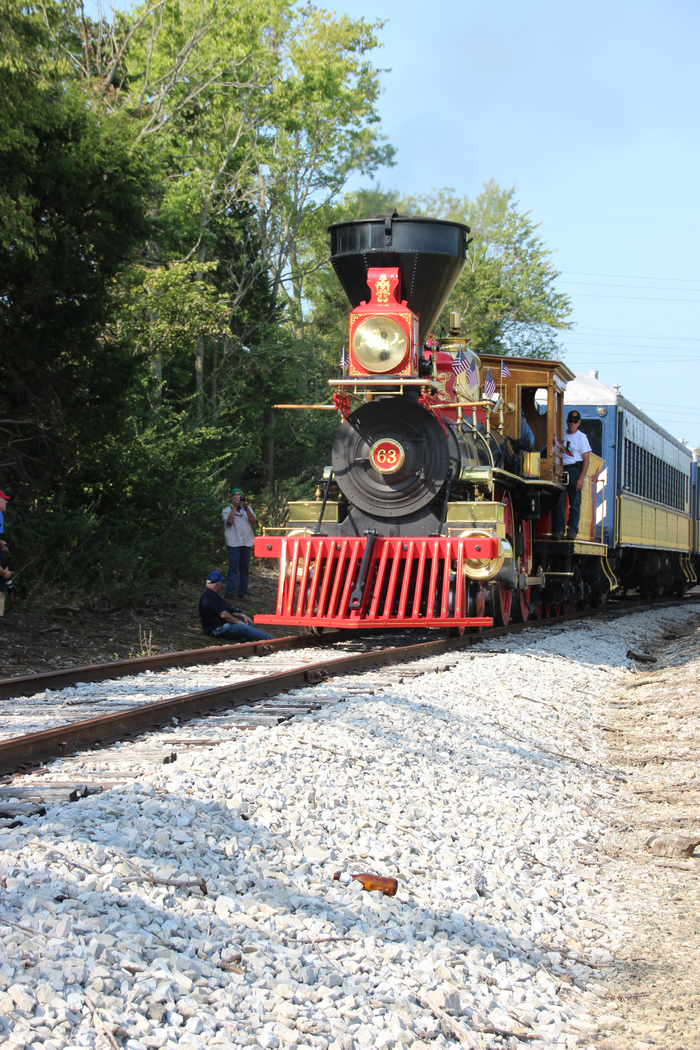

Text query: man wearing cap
(0, 490), (13, 617)
(222, 488), (256, 601)
(553, 411), (591, 541)
(198, 571), (273, 643)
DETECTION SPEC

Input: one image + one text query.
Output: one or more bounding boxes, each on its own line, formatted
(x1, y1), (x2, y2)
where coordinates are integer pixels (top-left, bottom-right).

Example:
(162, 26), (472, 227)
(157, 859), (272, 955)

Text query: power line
(567, 293), (699, 303)
(566, 350), (700, 359)
(546, 229), (698, 244)
(540, 213), (700, 230)
(562, 282), (700, 293)
(572, 328), (700, 342)
(561, 270), (700, 283)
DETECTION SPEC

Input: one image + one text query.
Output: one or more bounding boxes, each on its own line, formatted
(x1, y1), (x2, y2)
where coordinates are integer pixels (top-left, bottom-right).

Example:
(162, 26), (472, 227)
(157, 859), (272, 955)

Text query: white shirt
(222, 504), (256, 547)
(562, 428), (591, 466)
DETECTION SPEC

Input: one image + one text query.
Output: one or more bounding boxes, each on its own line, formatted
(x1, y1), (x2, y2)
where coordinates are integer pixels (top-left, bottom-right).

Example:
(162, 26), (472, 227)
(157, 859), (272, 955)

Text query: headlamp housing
(348, 266), (416, 377)
(352, 316), (408, 373)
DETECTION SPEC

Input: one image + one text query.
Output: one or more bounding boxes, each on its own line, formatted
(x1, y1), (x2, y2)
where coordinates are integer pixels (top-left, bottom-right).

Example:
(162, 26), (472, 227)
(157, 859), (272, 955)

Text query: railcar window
(623, 438), (688, 510)
(578, 419), (603, 458)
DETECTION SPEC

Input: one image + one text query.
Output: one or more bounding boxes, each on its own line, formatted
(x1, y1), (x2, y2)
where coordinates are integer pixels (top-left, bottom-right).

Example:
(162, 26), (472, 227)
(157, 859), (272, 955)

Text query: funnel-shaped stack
(328, 214), (470, 342)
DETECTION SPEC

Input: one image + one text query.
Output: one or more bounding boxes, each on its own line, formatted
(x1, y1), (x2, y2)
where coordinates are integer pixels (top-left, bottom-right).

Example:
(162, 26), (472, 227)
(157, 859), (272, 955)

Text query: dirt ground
(0, 565), (297, 678)
(588, 621), (700, 1050)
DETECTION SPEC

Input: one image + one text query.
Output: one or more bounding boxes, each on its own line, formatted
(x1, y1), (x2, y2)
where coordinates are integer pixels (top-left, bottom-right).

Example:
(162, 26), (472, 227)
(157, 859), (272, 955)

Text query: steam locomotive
(253, 214), (698, 634)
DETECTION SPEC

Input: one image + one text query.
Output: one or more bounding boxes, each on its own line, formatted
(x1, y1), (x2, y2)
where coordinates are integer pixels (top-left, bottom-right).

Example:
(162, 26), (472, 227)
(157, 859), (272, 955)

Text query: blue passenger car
(565, 372), (697, 596)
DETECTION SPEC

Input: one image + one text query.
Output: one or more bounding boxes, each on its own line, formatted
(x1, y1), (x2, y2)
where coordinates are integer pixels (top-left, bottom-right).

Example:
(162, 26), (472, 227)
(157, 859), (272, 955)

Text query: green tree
(0, 0), (395, 597)
(121, 1), (392, 478)
(0, 0), (152, 495)
(396, 182), (572, 357)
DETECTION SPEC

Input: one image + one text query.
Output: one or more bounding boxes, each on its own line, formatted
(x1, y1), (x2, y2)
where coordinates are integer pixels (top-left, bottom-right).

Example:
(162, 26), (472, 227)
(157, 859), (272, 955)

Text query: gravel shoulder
(584, 616), (700, 1050)
(0, 602), (698, 1050)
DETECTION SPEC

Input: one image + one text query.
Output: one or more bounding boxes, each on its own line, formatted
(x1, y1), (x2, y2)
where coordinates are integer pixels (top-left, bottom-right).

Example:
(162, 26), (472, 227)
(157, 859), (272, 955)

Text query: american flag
(484, 368), (496, 399)
(467, 358), (477, 388)
(501, 360), (511, 379)
(452, 349), (469, 375)
(340, 346), (348, 370)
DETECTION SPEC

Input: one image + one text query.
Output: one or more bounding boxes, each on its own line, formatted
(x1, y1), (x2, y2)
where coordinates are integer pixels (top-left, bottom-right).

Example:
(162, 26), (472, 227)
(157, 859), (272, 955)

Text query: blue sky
(327, 0), (700, 445)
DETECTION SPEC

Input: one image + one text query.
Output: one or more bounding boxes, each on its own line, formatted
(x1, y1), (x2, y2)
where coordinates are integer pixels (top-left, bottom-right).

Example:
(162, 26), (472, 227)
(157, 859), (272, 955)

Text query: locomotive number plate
(369, 438), (405, 474)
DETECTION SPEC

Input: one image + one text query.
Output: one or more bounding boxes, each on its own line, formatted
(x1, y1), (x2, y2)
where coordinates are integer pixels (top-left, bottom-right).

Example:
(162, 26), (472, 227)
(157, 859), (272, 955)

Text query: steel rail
(0, 596), (695, 779)
(0, 631), (345, 701)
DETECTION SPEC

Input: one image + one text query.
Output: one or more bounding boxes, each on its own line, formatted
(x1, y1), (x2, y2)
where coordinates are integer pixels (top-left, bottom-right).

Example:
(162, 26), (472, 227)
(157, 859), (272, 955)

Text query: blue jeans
(553, 464), (583, 536)
(211, 622), (273, 642)
(226, 545), (251, 596)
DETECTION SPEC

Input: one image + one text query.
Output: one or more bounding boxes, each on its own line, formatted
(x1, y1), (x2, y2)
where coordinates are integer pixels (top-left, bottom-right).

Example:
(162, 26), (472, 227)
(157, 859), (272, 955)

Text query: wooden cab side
(479, 355), (575, 483)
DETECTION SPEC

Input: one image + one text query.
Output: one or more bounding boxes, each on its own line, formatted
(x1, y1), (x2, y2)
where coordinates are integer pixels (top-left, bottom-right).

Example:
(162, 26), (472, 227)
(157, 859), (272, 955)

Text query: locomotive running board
(254, 534), (498, 629)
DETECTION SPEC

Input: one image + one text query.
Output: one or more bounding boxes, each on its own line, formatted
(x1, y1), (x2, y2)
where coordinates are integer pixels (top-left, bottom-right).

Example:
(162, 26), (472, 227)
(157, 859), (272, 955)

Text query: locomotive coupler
(348, 530), (379, 609)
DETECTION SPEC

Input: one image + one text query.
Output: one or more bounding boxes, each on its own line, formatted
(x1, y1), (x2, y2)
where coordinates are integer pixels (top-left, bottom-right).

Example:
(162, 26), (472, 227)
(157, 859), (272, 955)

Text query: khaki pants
(0, 590), (5, 617)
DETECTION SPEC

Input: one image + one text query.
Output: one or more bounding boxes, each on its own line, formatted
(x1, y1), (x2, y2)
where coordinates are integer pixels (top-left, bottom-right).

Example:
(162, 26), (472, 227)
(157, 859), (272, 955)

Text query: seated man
(520, 411), (535, 450)
(199, 570), (273, 643)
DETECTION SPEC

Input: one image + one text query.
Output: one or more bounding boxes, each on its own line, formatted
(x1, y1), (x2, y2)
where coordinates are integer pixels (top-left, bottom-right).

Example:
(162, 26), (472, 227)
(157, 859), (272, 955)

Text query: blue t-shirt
(199, 588), (233, 635)
(520, 414), (535, 449)
(0, 510), (4, 537)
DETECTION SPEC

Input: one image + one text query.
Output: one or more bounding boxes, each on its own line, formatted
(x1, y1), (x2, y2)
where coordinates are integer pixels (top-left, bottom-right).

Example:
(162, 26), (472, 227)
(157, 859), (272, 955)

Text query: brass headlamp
(352, 316), (408, 373)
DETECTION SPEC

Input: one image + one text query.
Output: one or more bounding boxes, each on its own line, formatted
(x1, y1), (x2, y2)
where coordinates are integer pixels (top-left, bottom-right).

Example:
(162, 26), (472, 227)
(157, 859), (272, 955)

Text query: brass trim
(447, 523), (506, 539)
(274, 403), (337, 410)
(521, 452), (540, 477)
(369, 438), (405, 474)
(571, 540), (608, 555)
(288, 501), (339, 523)
(329, 378), (438, 390)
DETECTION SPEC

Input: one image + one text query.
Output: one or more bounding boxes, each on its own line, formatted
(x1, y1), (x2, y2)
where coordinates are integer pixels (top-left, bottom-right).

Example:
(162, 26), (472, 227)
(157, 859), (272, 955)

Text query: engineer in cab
(553, 410), (591, 541)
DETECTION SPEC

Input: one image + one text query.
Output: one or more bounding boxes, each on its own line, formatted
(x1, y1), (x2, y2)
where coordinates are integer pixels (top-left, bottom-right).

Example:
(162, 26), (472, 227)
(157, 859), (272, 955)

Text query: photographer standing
(222, 487), (256, 601)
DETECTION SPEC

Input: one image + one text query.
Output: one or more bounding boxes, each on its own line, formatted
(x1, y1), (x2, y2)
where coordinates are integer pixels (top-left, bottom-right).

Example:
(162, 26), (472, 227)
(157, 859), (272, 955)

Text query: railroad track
(0, 595), (696, 784)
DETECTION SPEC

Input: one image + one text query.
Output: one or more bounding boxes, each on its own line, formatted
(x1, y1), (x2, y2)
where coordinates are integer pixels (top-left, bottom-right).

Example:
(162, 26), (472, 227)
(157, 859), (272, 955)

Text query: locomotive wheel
(492, 491), (515, 626)
(512, 520), (533, 623)
(468, 583), (487, 634)
(514, 592), (530, 622)
(492, 582), (513, 627)
(446, 582), (486, 637)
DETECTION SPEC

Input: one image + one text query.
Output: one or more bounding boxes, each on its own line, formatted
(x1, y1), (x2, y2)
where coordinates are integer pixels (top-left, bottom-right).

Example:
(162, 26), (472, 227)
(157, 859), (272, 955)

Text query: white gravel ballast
(1, 604), (698, 1050)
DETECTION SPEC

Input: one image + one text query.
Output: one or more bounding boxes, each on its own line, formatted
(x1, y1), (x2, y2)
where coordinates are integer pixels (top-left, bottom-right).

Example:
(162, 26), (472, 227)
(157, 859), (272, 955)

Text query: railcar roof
(565, 372), (692, 458)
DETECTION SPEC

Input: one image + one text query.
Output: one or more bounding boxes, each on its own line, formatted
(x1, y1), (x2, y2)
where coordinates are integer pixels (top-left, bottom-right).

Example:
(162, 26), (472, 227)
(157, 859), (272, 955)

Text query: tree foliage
(0, 0), (152, 494)
(401, 182), (572, 357)
(1, 0), (571, 602)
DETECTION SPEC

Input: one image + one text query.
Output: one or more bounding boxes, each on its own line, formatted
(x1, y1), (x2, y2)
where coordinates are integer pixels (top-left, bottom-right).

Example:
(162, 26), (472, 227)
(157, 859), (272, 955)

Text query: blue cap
(206, 570), (224, 583)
